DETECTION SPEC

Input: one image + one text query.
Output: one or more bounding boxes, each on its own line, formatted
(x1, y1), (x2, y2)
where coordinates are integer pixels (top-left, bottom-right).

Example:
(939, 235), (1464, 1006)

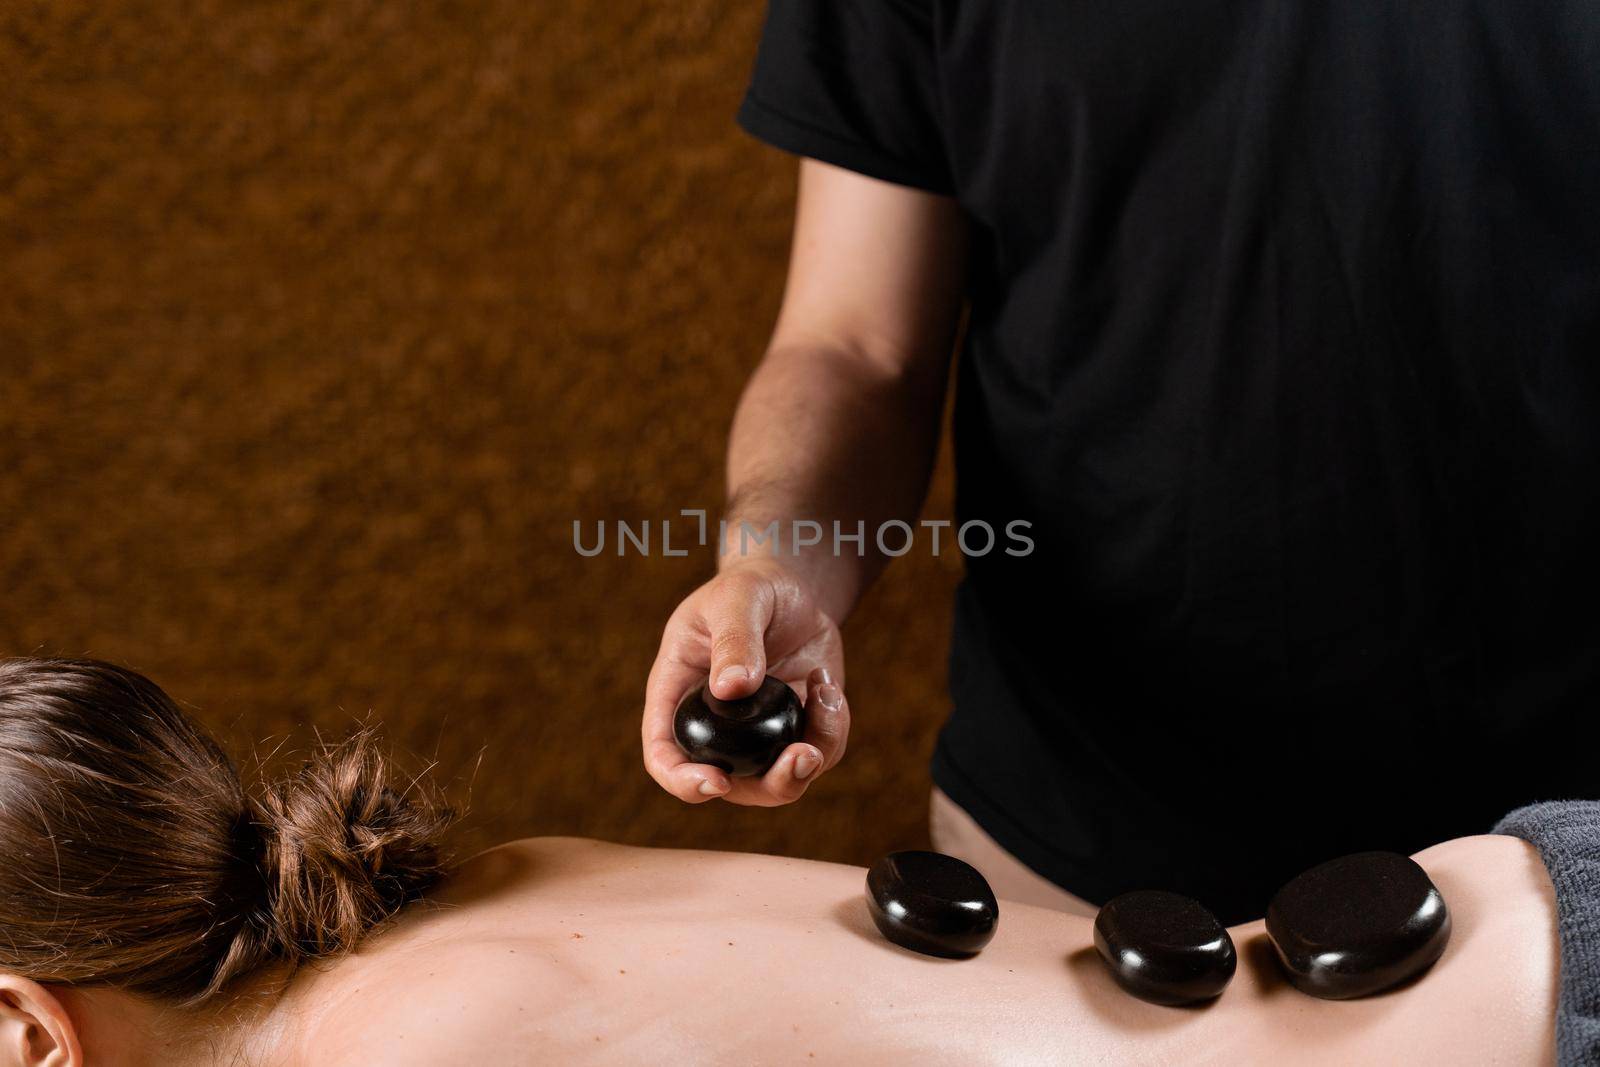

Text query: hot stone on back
(1093, 889), (1236, 1005)
(865, 850), (999, 959)
(1266, 850), (1451, 999)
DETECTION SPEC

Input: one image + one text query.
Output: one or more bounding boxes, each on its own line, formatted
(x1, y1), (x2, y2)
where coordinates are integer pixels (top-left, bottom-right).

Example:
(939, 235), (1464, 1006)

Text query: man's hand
(643, 558), (850, 806)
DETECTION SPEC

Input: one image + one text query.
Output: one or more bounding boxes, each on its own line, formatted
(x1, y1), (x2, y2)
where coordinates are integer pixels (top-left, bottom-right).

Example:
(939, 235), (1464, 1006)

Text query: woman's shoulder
(282, 839), (614, 1065)
(434, 835), (681, 905)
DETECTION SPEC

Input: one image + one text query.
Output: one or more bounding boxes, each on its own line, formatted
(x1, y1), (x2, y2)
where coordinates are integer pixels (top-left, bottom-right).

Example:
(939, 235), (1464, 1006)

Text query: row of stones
(866, 848), (1451, 1005)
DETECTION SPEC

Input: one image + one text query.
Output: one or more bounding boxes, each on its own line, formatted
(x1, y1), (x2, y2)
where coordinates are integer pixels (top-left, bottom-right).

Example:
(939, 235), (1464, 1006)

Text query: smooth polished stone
(672, 675), (805, 777)
(1093, 890), (1237, 1006)
(865, 850), (999, 959)
(1266, 850), (1451, 999)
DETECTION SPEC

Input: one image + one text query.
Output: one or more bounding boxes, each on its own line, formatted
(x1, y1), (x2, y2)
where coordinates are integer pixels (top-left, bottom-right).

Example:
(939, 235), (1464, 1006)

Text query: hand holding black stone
(672, 675), (806, 777)
(865, 851), (999, 959)
(1093, 890), (1237, 1005)
(1266, 850), (1451, 999)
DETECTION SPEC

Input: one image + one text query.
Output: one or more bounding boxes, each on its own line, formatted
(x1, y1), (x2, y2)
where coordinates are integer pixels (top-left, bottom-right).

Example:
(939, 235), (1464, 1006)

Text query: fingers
(801, 666), (850, 772)
(642, 653), (732, 803)
(767, 621), (844, 708)
(717, 741), (826, 808)
(704, 571), (773, 700)
(642, 654), (698, 750)
(643, 739), (734, 803)
(713, 670), (848, 807)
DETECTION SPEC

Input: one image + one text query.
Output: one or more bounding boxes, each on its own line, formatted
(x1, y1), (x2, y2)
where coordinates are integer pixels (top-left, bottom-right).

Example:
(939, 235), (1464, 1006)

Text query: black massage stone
(1266, 850), (1451, 999)
(672, 674), (805, 777)
(1093, 890), (1237, 1006)
(865, 850), (999, 959)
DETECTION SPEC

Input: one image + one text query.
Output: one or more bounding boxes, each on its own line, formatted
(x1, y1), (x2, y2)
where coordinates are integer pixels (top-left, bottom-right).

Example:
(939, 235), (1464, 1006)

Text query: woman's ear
(0, 977), (80, 1067)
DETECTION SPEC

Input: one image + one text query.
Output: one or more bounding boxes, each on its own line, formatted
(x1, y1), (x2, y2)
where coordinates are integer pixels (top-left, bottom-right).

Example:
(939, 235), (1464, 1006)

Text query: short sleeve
(736, 0), (955, 195)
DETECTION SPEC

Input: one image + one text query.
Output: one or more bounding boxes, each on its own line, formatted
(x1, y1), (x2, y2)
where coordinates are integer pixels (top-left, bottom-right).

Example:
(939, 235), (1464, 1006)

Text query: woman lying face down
(0, 659), (1565, 1065)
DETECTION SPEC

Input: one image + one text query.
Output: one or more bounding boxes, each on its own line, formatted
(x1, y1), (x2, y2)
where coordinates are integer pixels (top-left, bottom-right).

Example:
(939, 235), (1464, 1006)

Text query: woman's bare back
(275, 833), (1559, 1065)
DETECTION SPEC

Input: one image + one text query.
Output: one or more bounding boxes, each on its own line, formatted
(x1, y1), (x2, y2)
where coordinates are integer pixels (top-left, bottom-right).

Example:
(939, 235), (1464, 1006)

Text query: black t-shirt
(737, 0), (1600, 922)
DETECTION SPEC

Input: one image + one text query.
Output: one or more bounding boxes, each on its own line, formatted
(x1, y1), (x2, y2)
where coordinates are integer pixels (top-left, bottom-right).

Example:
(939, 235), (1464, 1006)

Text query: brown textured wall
(0, 1), (960, 866)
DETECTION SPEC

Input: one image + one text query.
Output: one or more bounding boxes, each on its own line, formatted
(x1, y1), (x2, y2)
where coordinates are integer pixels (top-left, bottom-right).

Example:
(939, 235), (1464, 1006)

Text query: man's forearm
(721, 338), (951, 623)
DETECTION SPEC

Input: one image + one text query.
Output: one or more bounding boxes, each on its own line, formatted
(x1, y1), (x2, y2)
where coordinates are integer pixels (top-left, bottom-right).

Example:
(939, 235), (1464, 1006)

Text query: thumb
(704, 571), (772, 700)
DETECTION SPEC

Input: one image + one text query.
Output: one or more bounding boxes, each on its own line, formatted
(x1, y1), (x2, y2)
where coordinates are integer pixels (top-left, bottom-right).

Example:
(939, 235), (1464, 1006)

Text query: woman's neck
(56, 967), (301, 1067)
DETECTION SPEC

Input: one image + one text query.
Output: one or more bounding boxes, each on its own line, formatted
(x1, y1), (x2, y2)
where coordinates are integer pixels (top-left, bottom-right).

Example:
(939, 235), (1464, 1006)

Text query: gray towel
(1493, 801), (1600, 1067)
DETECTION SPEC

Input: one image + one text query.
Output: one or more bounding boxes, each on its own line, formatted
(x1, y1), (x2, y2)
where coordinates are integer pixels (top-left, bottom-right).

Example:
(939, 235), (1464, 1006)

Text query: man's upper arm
(770, 158), (968, 380)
